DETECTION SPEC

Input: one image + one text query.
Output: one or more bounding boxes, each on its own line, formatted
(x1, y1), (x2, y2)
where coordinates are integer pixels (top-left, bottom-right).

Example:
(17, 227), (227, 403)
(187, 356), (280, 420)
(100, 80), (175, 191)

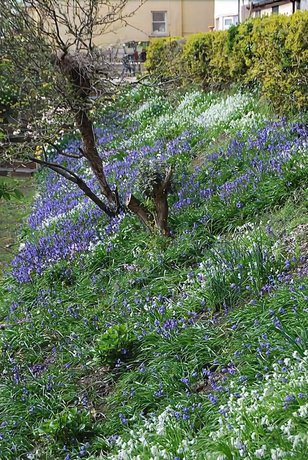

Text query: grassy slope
(0, 177), (35, 275)
(0, 89), (307, 460)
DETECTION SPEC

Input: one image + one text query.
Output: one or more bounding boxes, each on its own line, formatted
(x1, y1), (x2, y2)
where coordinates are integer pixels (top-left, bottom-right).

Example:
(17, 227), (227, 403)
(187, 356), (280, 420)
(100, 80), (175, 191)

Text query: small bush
(93, 323), (136, 364)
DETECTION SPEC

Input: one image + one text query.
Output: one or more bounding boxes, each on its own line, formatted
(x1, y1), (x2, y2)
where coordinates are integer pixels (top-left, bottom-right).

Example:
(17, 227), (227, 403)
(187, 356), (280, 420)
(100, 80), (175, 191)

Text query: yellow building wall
(91, 0), (214, 47)
(182, 0), (214, 35)
(40, 1), (214, 50)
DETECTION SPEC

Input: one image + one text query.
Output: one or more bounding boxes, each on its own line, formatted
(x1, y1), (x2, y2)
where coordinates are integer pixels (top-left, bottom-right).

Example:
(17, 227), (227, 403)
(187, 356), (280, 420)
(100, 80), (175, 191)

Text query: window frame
(151, 11), (167, 35)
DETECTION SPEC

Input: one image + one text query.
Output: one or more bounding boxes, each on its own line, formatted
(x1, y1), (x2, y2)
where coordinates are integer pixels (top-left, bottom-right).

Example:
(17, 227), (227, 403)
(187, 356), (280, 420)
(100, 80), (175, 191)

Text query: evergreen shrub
(146, 11), (308, 113)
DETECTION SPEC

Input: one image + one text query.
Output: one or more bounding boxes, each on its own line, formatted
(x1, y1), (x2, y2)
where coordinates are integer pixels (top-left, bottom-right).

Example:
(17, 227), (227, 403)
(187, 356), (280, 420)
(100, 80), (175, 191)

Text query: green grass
(0, 176), (35, 275)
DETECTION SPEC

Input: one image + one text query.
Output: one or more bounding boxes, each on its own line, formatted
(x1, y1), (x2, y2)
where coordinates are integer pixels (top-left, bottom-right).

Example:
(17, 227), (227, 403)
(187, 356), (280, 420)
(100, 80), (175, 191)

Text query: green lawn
(0, 176), (35, 275)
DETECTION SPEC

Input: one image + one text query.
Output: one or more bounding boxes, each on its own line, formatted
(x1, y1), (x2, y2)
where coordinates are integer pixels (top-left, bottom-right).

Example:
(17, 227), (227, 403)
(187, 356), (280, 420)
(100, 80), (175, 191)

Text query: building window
(223, 15), (238, 30)
(152, 11), (166, 34)
(224, 18), (233, 28)
(255, 10), (261, 17)
(272, 6), (279, 14)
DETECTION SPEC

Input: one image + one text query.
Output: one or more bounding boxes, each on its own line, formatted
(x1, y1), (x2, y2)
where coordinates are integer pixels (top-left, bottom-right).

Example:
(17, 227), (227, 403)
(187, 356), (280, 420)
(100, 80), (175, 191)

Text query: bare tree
(0, 0), (173, 236)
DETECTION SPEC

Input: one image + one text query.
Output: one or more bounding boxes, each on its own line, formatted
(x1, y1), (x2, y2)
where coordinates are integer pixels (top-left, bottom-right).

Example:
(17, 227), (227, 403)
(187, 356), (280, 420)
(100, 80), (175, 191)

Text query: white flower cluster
(176, 90), (212, 111)
(208, 352), (308, 459)
(125, 91), (261, 149)
(102, 407), (195, 460)
(228, 111), (267, 131)
(131, 97), (169, 124)
(196, 93), (252, 128)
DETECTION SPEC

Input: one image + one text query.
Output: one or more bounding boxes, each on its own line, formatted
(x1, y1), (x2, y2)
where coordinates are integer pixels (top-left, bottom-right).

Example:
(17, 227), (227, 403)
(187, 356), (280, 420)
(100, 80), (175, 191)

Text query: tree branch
(47, 141), (83, 159)
(30, 156), (115, 217)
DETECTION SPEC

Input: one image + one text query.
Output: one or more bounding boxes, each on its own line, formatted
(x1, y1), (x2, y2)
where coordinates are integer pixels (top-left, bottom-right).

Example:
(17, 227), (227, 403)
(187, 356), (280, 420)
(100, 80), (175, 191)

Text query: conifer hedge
(146, 11), (308, 113)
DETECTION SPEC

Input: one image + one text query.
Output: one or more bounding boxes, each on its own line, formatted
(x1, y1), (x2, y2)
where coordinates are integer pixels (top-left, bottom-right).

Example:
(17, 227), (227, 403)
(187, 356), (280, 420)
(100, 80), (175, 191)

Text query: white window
(224, 17), (233, 28)
(223, 15), (239, 30)
(152, 11), (166, 34)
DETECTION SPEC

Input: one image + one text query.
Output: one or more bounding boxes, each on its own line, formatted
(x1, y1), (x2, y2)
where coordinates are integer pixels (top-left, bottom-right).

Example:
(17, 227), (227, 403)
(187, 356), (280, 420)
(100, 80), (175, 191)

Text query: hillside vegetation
(0, 86), (307, 460)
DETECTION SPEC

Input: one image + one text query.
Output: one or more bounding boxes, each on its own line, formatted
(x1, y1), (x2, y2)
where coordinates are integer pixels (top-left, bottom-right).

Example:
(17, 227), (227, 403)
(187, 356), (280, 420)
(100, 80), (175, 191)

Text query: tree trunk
(153, 189), (170, 236)
(75, 109), (116, 206)
(153, 167), (173, 236)
(61, 52), (171, 234)
(58, 52), (116, 208)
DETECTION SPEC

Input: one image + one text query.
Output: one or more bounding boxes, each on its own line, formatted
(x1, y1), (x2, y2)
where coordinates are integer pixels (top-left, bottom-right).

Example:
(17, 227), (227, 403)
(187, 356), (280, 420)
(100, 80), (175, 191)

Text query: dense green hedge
(145, 36), (185, 79)
(146, 11), (308, 113)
